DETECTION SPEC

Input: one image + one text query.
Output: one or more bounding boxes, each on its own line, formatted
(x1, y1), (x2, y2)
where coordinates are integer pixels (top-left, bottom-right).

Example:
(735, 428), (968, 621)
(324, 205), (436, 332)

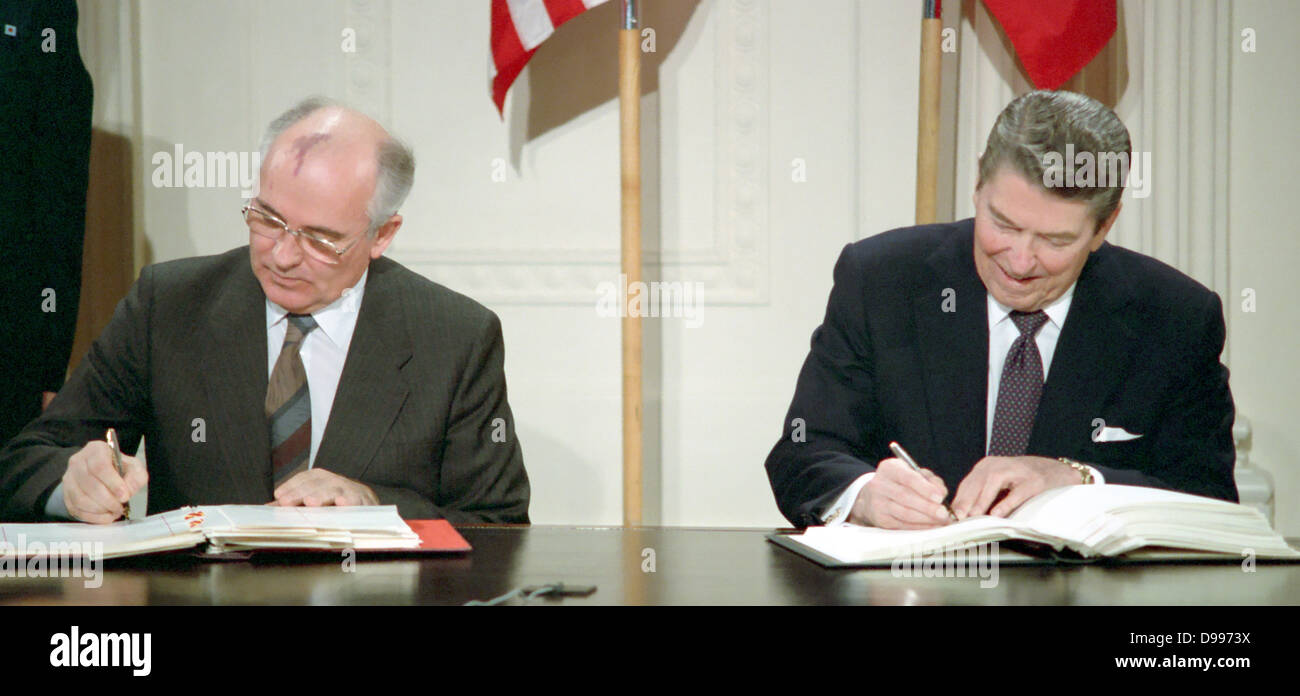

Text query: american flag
(490, 0), (610, 115)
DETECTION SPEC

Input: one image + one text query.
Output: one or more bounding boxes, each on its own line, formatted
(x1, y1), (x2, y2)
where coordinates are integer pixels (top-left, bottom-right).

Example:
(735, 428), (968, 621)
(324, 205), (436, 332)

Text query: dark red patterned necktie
(988, 310), (1049, 457)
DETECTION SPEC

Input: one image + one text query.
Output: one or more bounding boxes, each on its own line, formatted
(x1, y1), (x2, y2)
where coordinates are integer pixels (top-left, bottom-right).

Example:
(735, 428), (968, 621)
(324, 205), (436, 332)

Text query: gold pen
(106, 428), (131, 521)
(888, 441), (958, 522)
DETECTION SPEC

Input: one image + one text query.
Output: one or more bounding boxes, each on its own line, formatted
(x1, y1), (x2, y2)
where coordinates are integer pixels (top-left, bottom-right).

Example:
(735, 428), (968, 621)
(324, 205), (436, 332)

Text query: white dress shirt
(822, 282), (1103, 525)
(265, 269), (367, 468)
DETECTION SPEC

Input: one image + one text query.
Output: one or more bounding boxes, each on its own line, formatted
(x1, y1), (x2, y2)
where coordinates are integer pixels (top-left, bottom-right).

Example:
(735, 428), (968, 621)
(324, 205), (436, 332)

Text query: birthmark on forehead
(289, 132), (330, 175)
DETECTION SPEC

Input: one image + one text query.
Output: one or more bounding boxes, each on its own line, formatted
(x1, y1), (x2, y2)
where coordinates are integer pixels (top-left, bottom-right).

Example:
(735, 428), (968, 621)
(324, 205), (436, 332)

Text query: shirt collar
(987, 280), (1076, 332)
(265, 268), (368, 347)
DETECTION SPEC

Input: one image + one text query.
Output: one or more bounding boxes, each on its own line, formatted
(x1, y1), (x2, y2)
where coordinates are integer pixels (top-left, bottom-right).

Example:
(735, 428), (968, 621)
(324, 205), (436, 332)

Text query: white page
(1009, 485), (1240, 538)
(0, 508), (206, 557)
(194, 505), (414, 534)
(796, 515), (1067, 563)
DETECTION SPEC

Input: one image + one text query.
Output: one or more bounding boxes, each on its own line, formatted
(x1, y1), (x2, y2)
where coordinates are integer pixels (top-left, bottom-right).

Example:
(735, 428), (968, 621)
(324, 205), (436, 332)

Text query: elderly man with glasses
(0, 98), (530, 524)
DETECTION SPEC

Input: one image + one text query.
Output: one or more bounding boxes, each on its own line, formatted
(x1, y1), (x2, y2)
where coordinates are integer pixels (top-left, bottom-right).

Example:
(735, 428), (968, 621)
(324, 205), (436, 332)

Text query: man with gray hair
(0, 98), (530, 523)
(766, 90), (1235, 528)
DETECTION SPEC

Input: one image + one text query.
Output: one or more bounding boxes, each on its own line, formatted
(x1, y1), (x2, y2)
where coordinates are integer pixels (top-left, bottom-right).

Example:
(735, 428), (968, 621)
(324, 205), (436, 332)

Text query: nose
(1005, 236), (1037, 277)
(270, 232), (305, 269)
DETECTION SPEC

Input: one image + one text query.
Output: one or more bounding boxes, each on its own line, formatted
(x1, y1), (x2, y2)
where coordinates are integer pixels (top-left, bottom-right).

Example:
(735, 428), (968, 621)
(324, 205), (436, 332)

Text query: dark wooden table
(2, 526), (1297, 605)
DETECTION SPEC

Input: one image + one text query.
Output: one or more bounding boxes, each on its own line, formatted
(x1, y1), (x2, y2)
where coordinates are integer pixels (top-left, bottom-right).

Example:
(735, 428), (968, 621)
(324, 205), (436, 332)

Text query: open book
(772, 484), (1300, 567)
(0, 505), (463, 560)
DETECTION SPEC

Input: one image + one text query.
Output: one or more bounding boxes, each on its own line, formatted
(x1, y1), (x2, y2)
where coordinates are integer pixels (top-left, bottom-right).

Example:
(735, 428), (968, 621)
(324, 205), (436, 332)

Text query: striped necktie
(267, 314), (317, 483)
(987, 310), (1049, 457)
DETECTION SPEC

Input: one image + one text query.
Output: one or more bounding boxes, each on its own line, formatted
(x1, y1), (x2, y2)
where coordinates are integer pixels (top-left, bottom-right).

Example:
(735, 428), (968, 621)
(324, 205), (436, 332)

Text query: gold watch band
(1057, 457), (1094, 485)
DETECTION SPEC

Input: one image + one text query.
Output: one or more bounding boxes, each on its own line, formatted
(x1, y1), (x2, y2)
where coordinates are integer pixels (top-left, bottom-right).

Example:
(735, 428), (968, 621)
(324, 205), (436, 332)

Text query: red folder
(197, 519), (471, 560)
(400, 519), (472, 553)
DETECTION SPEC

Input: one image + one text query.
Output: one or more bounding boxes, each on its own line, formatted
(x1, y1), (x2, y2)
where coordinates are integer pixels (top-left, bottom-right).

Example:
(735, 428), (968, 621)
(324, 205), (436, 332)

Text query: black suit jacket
(765, 219), (1237, 527)
(0, 248), (530, 523)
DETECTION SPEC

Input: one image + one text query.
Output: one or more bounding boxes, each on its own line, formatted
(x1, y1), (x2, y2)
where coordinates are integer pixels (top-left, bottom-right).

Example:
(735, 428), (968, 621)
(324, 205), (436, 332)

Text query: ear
(368, 214), (402, 259)
(1089, 203), (1122, 252)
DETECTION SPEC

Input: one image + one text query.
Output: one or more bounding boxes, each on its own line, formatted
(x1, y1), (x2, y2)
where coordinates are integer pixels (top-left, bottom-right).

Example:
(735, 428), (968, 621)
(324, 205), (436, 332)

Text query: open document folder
(0, 506), (469, 560)
(770, 484), (1300, 568)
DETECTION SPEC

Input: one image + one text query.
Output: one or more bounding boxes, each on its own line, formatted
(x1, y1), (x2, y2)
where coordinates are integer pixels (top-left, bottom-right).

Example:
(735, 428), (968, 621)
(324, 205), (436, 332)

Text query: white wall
(1227, 0), (1300, 535)
(76, 0), (1300, 531)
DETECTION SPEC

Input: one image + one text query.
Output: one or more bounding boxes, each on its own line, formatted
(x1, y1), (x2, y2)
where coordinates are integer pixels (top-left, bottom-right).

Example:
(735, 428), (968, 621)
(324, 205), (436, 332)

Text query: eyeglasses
(242, 203), (361, 265)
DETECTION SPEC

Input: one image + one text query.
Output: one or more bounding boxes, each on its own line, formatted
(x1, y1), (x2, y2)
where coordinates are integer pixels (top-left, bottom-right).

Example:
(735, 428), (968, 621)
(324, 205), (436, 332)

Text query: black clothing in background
(0, 0), (94, 446)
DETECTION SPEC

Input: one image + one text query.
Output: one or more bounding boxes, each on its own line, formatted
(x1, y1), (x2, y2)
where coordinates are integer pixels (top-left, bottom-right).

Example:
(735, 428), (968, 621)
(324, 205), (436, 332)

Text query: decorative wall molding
(395, 0), (770, 305)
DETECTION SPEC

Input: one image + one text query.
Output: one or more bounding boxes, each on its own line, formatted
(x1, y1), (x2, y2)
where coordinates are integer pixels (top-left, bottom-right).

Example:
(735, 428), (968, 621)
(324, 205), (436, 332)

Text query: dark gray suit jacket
(0, 247), (530, 522)
(766, 219), (1237, 527)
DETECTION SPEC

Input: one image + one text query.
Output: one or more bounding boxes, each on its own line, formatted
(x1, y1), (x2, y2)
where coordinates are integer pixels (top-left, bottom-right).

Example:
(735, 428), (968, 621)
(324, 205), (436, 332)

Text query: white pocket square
(1094, 425), (1143, 443)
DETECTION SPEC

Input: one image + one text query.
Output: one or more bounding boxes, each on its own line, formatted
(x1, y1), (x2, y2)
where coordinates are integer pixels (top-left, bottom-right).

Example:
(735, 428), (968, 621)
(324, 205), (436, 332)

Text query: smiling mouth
(998, 265), (1038, 285)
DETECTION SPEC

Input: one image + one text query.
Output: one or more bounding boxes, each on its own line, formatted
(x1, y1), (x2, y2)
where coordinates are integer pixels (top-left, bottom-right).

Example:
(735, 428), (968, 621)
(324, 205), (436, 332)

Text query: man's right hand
(62, 441), (148, 524)
(848, 457), (952, 529)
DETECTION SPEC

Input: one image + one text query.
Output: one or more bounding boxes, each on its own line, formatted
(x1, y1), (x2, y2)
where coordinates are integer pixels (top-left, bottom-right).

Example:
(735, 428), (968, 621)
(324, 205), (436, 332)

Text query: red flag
(983, 0), (1117, 90)
(490, 0), (609, 115)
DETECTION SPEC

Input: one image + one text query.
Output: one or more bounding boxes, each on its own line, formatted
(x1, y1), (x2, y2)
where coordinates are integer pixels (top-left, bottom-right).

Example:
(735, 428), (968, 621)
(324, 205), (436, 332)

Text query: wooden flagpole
(619, 0), (643, 526)
(916, 0), (942, 224)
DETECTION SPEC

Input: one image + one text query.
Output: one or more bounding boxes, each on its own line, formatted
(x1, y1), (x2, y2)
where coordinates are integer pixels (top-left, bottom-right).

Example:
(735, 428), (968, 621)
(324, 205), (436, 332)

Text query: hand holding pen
(888, 441), (959, 522)
(59, 429), (148, 525)
(846, 441), (958, 528)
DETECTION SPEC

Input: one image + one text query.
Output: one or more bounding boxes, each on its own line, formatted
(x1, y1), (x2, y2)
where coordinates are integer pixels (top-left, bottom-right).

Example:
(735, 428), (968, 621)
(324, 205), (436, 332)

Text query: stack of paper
(0, 505), (422, 559)
(194, 506), (422, 552)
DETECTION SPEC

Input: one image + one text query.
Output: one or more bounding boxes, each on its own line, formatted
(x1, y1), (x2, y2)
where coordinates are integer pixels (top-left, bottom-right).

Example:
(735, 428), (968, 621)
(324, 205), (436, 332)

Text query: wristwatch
(1057, 457), (1094, 485)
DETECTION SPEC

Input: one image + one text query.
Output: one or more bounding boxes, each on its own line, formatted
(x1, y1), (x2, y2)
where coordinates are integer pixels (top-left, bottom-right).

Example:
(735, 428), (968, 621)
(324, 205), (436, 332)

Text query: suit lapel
(1028, 244), (1141, 456)
(313, 259), (413, 481)
(201, 259), (274, 501)
(911, 223), (990, 477)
